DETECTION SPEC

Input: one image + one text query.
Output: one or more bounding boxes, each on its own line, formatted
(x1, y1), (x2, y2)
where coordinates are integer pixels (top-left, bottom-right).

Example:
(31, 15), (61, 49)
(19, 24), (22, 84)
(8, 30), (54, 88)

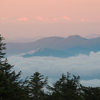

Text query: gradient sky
(0, 0), (100, 39)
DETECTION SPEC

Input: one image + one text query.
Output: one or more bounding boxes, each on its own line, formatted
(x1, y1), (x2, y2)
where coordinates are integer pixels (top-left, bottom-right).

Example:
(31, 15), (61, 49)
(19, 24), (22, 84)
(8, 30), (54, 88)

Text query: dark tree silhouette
(28, 72), (48, 100)
(0, 35), (29, 100)
(47, 72), (83, 100)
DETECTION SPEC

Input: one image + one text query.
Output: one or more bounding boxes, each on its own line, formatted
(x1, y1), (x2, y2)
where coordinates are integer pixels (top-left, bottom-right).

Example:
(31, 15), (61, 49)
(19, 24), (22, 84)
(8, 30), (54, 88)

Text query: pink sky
(0, 0), (100, 39)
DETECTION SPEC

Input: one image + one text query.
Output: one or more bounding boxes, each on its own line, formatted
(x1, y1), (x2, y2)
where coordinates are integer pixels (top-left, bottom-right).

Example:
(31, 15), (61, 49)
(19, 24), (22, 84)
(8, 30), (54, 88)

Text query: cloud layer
(63, 16), (71, 20)
(7, 51), (100, 87)
(19, 17), (28, 21)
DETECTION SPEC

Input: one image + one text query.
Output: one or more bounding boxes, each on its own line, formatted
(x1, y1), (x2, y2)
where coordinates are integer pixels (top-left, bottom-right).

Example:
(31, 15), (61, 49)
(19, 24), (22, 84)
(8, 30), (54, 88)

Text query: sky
(8, 51), (100, 87)
(1, 0), (100, 87)
(0, 0), (100, 39)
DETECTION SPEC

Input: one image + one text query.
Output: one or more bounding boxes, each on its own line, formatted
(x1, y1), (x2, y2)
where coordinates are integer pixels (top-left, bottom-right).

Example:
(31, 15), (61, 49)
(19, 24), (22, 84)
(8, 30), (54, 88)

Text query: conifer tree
(0, 35), (29, 100)
(81, 86), (100, 100)
(47, 72), (83, 100)
(28, 72), (48, 100)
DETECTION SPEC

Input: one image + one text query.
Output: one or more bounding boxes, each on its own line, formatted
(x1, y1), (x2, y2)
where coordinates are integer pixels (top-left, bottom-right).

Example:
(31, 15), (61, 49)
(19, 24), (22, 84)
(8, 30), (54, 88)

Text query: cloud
(19, 17), (28, 21)
(7, 51), (100, 87)
(53, 18), (59, 21)
(80, 19), (85, 21)
(1, 17), (5, 20)
(63, 16), (71, 20)
(80, 79), (100, 87)
(45, 18), (49, 21)
(36, 16), (44, 21)
(0, 17), (17, 21)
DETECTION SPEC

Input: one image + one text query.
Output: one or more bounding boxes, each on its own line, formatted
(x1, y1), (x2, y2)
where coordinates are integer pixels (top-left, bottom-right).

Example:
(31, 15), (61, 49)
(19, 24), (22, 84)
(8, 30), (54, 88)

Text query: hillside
(6, 35), (100, 57)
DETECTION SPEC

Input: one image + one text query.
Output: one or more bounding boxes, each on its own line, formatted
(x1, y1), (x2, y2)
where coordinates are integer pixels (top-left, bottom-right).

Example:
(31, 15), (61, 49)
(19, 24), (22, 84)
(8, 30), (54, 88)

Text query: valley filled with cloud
(7, 51), (100, 87)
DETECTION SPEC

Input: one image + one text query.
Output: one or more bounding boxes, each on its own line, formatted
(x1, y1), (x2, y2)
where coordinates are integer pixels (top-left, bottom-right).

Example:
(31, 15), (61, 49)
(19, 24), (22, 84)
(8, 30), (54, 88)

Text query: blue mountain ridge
(6, 35), (100, 58)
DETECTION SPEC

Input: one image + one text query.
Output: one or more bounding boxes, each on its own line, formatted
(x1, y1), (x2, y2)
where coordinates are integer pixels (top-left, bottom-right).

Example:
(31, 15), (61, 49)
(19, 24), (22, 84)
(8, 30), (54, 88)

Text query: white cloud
(7, 51), (100, 87)
(80, 79), (100, 87)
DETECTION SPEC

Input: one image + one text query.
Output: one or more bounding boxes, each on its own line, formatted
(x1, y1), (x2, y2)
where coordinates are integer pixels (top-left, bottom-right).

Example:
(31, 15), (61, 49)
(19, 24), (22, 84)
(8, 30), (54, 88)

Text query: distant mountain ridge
(6, 35), (100, 57)
(85, 34), (100, 39)
(23, 48), (72, 58)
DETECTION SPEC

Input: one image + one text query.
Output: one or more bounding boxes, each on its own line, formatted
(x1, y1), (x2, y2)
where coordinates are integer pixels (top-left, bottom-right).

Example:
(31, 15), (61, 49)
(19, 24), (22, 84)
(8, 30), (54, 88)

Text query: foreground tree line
(0, 35), (100, 100)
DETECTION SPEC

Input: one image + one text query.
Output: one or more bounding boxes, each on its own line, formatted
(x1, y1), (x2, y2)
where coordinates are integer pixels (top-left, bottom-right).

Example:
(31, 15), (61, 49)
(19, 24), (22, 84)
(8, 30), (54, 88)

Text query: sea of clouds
(7, 51), (100, 87)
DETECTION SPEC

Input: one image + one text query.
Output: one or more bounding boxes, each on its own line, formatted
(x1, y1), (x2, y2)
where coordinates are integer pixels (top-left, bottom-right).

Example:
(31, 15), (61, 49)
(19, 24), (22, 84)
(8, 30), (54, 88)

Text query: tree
(81, 86), (100, 100)
(0, 35), (6, 59)
(47, 72), (83, 100)
(0, 35), (29, 100)
(28, 72), (48, 100)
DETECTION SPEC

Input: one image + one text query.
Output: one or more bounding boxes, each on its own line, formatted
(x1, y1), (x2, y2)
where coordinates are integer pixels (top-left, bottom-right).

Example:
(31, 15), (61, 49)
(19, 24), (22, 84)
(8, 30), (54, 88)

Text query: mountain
(85, 34), (100, 39)
(22, 48), (73, 58)
(4, 36), (43, 43)
(6, 35), (100, 57)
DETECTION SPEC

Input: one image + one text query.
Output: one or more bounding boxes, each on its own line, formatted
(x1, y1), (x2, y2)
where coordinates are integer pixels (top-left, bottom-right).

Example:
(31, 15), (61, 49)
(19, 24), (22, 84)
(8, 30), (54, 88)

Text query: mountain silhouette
(6, 35), (100, 57)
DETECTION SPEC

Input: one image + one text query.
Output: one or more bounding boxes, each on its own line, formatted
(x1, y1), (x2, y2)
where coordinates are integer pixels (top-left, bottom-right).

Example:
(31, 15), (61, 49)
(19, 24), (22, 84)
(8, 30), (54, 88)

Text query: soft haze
(0, 0), (100, 39)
